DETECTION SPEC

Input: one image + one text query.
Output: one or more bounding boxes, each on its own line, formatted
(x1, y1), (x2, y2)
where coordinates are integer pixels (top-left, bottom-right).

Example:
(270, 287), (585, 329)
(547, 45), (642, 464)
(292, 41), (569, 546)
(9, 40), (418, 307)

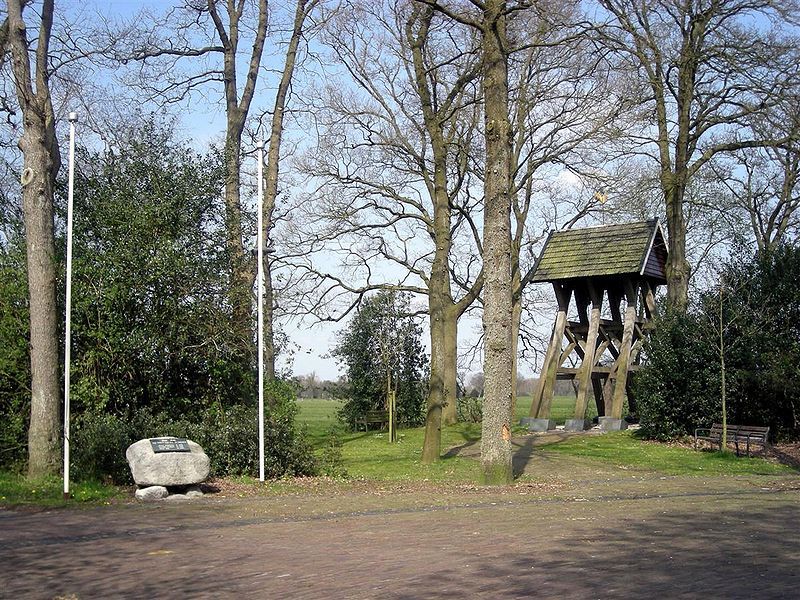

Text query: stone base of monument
(135, 485), (169, 502)
(564, 419), (590, 432)
(598, 417), (628, 431)
(135, 484), (205, 503)
(521, 418), (556, 432)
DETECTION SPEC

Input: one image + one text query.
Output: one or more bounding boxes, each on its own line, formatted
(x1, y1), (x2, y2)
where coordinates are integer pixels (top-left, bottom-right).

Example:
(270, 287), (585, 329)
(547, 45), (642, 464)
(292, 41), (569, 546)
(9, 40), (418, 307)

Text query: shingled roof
(531, 219), (668, 284)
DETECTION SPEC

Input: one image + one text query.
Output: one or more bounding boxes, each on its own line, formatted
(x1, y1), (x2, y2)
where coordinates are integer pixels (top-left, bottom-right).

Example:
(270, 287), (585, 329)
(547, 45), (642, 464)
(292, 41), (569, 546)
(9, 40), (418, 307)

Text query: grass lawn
(298, 393), (591, 439)
(334, 424), (483, 482)
(296, 397), (795, 481)
(0, 472), (123, 508)
(514, 394), (597, 425)
(296, 398), (345, 445)
(548, 430), (793, 476)
(297, 397), (482, 481)
(3, 399), (791, 507)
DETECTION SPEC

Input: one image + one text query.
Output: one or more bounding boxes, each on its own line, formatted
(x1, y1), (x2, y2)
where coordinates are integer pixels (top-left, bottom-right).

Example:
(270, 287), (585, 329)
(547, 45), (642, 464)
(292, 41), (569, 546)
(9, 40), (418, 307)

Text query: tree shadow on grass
(511, 436), (540, 478)
(768, 445), (800, 471)
(442, 441), (478, 459)
(443, 431), (580, 479)
(440, 425), (483, 459)
(340, 431), (380, 444)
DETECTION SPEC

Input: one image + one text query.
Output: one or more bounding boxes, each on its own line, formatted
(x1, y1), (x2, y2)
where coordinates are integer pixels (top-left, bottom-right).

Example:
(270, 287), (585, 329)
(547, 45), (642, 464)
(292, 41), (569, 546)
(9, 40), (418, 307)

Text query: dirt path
(2, 471), (799, 599)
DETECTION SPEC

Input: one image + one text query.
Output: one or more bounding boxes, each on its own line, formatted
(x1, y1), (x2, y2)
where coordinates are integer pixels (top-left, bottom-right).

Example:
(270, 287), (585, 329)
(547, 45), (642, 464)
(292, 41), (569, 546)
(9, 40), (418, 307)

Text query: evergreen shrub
(633, 309), (720, 440)
(72, 381), (317, 484)
(635, 244), (800, 441)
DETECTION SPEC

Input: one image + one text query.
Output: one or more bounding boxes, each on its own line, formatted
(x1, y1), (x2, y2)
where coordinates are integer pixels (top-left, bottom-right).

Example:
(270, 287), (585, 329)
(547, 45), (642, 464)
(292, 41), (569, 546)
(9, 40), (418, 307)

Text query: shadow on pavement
(392, 502), (800, 599)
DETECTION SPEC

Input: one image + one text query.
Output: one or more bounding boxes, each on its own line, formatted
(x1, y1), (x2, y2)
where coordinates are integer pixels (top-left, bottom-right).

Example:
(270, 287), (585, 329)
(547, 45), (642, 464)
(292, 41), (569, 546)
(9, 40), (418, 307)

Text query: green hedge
(635, 244), (800, 441)
(633, 309), (720, 440)
(72, 382), (317, 484)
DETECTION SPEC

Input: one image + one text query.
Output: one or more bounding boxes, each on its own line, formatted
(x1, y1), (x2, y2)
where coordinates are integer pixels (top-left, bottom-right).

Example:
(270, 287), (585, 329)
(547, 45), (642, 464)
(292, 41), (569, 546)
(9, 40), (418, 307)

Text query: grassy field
(297, 398), (481, 481)
(548, 430), (791, 476)
(296, 398), (345, 445)
(297, 394), (592, 442)
(514, 394), (598, 424)
(296, 397), (794, 481)
(333, 424), (483, 482)
(0, 472), (123, 507)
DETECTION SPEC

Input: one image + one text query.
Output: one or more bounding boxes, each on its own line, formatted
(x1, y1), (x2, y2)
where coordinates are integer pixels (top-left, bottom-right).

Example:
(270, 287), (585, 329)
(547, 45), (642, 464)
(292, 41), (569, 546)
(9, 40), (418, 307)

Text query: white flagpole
(63, 112), (77, 500)
(256, 140), (265, 482)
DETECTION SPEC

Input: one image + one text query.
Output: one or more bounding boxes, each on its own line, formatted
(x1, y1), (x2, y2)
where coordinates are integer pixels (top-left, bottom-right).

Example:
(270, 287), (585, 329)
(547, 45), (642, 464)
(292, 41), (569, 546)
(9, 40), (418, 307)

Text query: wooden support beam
(626, 378), (638, 415)
(608, 285), (623, 324)
(559, 342), (577, 366)
(556, 365), (641, 376)
(574, 283), (602, 420)
(602, 362), (616, 415)
(598, 326), (621, 360)
(529, 283), (572, 418)
(574, 285), (590, 327)
(610, 280), (639, 419)
(538, 282), (572, 418)
(593, 340), (610, 364)
(642, 281), (657, 320)
(564, 327), (586, 359)
(567, 319), (645, 335)
(630, 337), (644, 364)
(592, 377), (605, 417)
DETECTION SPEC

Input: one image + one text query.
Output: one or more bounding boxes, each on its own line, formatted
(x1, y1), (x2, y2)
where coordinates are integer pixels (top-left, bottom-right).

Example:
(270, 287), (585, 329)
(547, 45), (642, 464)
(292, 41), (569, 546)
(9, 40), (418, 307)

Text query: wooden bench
(354, 410), (389, 431)
(694, 423), (770, 457)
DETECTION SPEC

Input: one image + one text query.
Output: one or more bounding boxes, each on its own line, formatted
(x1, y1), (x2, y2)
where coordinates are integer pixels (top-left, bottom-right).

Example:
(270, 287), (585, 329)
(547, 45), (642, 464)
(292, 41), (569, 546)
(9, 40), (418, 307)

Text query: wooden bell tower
(526, 219), (668, 431)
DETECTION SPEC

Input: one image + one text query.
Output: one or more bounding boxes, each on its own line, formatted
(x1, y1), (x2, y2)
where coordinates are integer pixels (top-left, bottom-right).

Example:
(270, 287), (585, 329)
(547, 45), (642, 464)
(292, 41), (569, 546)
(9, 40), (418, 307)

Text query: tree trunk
(479, 1), (513, 485)
(510, 269), (522, 420)
(21, 117), (61, 479)
(663, 174), (690, 311)
(420, 152), (451, 460)
(7, 0), (62, 478)
(422, 299), (445, 463)
(260, 0), (314, 383)
(223, 116), (252, 348)
(422, 208), (456, 458)
(210, 0), (270, 361)
(264, 257), (276, 384)
(407, 5), (462, 435)
(421, 208), (452, 456)
(442, 308), (458, 425)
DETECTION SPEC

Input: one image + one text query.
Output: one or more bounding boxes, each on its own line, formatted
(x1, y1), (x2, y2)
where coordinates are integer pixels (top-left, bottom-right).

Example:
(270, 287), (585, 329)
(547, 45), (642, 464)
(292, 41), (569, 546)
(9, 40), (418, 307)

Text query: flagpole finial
(68, 112), (78, 123)
(256, 140), (264, 150)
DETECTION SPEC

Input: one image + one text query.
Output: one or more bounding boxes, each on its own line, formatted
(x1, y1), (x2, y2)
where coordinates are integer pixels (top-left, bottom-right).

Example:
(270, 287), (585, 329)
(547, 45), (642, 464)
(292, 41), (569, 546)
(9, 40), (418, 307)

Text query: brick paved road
(2, 474), (799, 599)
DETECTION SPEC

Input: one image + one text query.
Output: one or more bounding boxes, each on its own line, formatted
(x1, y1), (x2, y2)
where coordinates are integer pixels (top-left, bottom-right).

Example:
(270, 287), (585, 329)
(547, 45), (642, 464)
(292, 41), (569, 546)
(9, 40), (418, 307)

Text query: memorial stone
(126, 437), (210, 487)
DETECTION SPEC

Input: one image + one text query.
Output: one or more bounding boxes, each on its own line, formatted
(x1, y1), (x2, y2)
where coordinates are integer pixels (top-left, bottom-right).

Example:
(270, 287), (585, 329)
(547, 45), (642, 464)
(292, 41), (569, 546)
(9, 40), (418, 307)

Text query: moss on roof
(532, 219), (667, 283)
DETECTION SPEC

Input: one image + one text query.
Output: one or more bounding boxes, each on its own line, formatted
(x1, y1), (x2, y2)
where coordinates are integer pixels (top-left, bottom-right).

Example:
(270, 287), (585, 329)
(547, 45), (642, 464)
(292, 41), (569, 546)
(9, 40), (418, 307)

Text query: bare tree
(474, 0), (514, 484)
(120, 0), (269, 345)
(112, 0), (323, 377)
(711, 99), (800, 254)
(598, 0), (800, 309)
(505, 2), (627, 409)
(415, 0), (522, 483)
(3, 0), (61, 477)
(406, 2), (482, 452)
(293, 0), (484, 461)
(258, 0), (320, 383)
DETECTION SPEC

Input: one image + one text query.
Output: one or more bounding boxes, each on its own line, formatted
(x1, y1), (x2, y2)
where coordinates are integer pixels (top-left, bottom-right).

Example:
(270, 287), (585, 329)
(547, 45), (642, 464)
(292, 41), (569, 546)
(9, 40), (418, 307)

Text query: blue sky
(61, 0), (346, 379)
